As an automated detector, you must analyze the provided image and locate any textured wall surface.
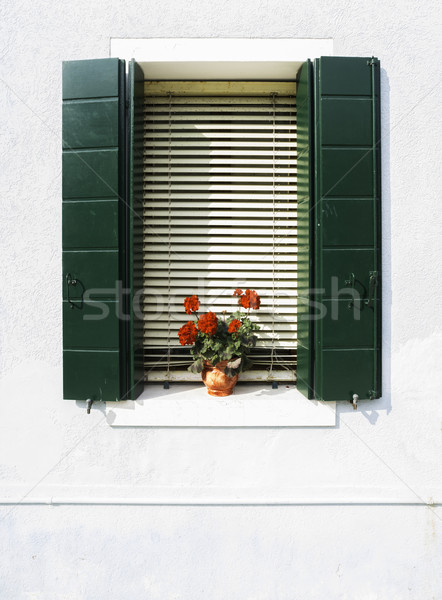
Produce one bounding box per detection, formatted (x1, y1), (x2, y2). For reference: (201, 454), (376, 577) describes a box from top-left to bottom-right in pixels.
(1, 0), (442, 598)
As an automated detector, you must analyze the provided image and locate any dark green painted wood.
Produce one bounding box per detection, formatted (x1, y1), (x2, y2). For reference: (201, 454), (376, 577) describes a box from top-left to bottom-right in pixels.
(126, 59), (145, 400)
(63, 301), (120, 349)
(63, 350), (120, 402)
(321, 99), (372, 146)
(314, 56), (381, 402)
(321, 300), (374, 348)
(62, 150), (119, 199)
(320, 349), (377, 402)
(319, 57), (372, 96)
(63, 201), (119, 249)
(63, 59), (120, 100)
(62, 251), (119, 300)
(295, 60), (314, 399)
(62, 58), (126, 403)
(322, 249), (376, 299)
(62, 100), (119, 149)
(321, 199), (374, 247)
(321, 149), (373, 197)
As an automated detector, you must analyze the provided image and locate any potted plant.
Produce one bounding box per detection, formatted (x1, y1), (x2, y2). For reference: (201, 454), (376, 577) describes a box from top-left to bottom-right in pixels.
(177, 289), (261, 396)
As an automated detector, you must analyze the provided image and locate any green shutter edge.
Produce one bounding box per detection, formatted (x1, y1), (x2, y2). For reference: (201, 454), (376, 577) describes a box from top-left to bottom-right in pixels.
(295, 60), (315, 399)
(125, 59), (145, 400)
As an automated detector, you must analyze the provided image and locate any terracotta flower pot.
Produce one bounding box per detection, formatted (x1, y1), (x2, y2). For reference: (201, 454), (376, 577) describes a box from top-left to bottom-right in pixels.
(201, 360), (239, 397)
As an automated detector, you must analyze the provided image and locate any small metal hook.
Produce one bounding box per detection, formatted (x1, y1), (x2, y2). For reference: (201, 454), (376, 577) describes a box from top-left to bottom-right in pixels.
(365, 271), (378, 308)
(66, 273), (84, 309)
(345, 273), (355, 288)
(86, 398), (93, 414)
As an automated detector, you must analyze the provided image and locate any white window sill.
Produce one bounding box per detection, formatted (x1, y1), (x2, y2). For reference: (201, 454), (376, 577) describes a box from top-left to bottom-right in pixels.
(106, 383), (336, 427)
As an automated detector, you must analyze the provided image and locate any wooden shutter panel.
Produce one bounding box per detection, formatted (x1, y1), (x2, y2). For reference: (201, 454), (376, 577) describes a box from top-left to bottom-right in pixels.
(296, 60), (315, 398)
(62, 58), (127, 402)
(314, 56), (381, 401)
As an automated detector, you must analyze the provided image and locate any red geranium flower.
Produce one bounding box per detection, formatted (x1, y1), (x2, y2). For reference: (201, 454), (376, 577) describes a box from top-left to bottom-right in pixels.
(184, 294), (200, 315)
(178, 321), (198, 346)
(233, 288), (243, 297)
(239, 289), (261, 310)
(228, 319), (241, 334)
(198, 311), (218, 336)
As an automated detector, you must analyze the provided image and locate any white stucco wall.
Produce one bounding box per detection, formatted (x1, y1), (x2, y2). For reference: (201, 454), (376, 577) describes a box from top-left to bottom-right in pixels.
(1, 0), (441, 598)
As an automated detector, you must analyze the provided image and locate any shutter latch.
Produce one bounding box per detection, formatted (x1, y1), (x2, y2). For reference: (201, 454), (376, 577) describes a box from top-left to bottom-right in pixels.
(365, 271), (379, 308)
(66, 273), (84, 309)
(345, 273), (356, 309)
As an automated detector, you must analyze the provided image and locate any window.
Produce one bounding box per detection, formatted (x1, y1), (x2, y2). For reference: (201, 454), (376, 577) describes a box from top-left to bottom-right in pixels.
(143, 81), (297, 383)
(62, 51), (381, 404)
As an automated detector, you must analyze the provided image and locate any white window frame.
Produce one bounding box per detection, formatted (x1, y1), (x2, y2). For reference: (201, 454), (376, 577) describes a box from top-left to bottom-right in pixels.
(106, 38), (336, 427)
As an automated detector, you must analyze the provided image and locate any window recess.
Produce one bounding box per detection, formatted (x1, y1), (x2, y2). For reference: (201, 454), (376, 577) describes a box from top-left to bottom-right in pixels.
(142, 81), (298, 382)
(62, 55), (381, 404)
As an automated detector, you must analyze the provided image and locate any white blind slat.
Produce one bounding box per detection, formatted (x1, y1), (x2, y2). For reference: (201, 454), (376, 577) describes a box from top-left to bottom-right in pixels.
(144, 243), (297, 251)
(144, 175), (296, 183)
(145, 123), (296, 131)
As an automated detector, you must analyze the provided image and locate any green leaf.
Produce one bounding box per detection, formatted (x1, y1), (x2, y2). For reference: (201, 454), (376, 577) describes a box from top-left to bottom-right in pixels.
(188, 358), (204, 374)
(227, 357), (242, 369)
(242, 356), (253, 371)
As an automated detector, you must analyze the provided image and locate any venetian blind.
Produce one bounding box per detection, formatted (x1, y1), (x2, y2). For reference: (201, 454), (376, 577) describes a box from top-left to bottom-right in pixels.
(142, 82), (297, 382)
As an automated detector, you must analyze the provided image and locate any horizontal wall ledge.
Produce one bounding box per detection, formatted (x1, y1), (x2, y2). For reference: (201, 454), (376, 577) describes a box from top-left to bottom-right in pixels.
(0, 498), (440, 507)
(3, 485), (440, 507)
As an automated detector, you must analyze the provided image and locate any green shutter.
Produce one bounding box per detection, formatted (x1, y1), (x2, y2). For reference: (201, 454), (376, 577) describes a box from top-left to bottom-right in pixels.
(126, 59), (145, 400)
(62, 58), (127, 402)
(314, 56), (381, 401)
(296, 60), (315, 398)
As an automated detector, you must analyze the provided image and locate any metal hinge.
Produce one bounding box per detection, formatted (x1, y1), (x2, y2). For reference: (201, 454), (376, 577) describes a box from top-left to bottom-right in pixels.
(367, 57), (378, 67)
(352, 394), (359, 410)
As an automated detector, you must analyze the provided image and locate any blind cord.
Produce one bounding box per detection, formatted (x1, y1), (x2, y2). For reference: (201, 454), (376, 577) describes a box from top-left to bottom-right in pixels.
(268, 93), (277, 380)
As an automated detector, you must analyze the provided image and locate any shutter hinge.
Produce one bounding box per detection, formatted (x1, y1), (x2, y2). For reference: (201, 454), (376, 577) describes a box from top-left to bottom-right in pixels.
(351, 391), (378, 408)
(367, 57), (378, 67)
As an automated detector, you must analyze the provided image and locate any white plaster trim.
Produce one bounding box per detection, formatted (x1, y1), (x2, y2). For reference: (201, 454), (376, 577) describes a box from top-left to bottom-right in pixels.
(0, 498), (440, 506)
(110, 37), (334, 79)
(106, 384), (336, 427)
(3, 484), (440, 505)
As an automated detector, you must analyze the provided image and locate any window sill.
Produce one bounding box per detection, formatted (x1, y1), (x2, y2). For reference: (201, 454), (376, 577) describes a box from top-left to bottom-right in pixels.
(106, 384), (336, 427)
